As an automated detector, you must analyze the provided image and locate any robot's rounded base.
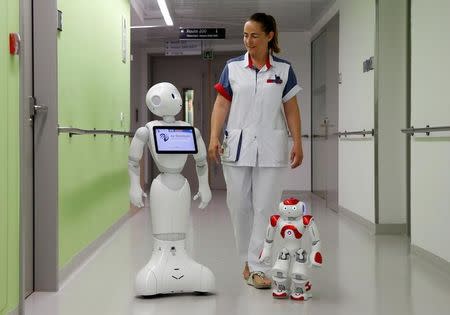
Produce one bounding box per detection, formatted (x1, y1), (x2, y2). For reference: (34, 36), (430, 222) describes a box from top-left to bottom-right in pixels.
(135, 239), (215, 296)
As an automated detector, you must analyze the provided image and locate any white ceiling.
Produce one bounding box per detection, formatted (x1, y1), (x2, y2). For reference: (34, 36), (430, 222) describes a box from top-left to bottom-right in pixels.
(131, 0), (336, 48)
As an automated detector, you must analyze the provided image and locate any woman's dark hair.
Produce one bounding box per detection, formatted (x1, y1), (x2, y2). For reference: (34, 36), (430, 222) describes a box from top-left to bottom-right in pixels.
(248, 13), (280, 54)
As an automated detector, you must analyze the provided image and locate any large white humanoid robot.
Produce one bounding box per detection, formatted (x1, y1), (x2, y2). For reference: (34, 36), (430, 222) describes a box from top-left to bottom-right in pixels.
(128, 82), (215, 296)
(259, 198), (323, 301)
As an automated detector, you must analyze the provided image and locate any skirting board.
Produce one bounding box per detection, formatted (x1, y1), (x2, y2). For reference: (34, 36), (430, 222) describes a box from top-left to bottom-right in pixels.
(375, 223), (407, 235)
(59, 207), (140, 287)
(338, 205), (376, 234)
(411, 244), (450, 275)
(338, 205), (407, 235)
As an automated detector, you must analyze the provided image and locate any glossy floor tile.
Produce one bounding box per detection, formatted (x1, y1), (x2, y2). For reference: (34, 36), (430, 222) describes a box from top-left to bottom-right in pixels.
(25, 191), (450, 315)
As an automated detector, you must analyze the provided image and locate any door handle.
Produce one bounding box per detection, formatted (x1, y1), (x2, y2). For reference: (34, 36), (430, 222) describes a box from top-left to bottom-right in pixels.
(29, 96), (47, 118)
(34, 105), (48, 112)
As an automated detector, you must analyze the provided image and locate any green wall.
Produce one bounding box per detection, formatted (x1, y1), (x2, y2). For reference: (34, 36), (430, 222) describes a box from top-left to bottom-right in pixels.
(57, 0), (130, 268)
(0, 0), (20, 314)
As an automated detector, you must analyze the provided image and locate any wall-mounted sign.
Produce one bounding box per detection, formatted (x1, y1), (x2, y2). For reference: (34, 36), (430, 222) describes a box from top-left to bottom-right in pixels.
(179, 28), (225, 40)
(202, 50), (214, 60)
(165, 41), (202, 56)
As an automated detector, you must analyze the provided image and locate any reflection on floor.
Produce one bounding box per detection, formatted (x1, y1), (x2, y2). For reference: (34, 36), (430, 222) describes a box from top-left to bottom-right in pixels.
(25, 191), (450, 315)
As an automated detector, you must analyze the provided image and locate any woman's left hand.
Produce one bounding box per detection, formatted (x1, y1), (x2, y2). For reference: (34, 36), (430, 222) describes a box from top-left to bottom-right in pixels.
(290, 141), (303, 168)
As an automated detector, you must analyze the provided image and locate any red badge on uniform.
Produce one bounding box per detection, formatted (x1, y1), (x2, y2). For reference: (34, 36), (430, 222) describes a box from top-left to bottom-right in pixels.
(267, 75), (283, 84)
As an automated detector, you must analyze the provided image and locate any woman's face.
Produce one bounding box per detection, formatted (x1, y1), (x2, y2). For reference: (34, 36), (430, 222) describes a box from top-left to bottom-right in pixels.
(243, 20), (273, 57)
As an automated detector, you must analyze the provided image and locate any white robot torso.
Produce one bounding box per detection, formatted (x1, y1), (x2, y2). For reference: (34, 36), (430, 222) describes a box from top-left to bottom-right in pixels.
(269, 215), (314, 251)
(145, 120), (192, 173)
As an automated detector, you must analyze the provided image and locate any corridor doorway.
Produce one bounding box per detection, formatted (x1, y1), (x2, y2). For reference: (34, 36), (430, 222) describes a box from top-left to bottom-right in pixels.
(311, 14), (339, 212)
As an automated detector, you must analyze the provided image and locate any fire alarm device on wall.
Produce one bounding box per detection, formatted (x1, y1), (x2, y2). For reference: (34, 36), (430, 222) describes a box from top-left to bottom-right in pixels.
(9, 33), (21, 55)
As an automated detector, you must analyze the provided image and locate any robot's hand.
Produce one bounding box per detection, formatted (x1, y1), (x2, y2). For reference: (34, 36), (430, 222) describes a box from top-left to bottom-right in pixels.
(129, 186), (147, 208)
(258, 242), (273, 265)
(193, 187), (212, 209)
(310, 251), (323, 268)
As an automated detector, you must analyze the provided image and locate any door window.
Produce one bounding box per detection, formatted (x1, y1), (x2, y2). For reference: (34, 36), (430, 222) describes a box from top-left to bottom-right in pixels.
(183, 88), (194, 126)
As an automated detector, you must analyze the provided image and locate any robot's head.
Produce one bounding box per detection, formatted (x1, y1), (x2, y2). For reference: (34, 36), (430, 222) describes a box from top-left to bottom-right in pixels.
(145, 82), (182, 117)
(279, 198), (306, 218)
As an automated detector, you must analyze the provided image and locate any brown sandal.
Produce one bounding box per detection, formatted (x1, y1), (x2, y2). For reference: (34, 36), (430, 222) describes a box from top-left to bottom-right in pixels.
(247, 271), (271, 289)
(243, 262), (250, 280)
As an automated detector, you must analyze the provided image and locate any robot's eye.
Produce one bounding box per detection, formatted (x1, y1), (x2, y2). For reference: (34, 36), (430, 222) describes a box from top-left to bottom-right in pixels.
(292, 206), (297, 211)
(284, 206), (288, 211)
(171, 93), (175, 99)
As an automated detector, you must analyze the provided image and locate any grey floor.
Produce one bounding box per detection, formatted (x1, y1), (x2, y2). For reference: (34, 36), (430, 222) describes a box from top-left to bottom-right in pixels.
(25, 191), (450, 315)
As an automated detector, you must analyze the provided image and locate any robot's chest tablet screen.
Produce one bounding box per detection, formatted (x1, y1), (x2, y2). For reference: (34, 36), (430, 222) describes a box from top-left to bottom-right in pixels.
(153, 126), (198, 154)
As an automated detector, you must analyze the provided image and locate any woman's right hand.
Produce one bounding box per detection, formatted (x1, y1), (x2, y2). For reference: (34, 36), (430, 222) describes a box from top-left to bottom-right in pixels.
(208, 137), (222, 164)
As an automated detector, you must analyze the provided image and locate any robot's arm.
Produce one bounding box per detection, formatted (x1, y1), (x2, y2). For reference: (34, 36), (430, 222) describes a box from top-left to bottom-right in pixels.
(303, 215), (323, 267)
(192, 128), (212, 209)
(259, 215), (280, 264)
(128, 127), (149, 208)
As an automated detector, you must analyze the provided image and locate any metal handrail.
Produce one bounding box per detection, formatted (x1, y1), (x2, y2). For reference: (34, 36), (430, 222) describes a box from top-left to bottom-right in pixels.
(336, 129), (375, 137)
(288, 134), (310, 139)
(58, 126), (134, 137)
(401, 125), (450, 136)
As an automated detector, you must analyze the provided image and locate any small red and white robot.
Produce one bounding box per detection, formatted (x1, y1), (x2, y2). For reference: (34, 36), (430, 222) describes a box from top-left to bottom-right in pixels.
(259, 198), (323, 301)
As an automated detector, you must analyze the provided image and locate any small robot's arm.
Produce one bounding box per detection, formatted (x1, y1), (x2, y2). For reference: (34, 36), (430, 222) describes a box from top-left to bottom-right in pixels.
(192, 128), (212, 209)
(303, 215), (323, 267)
(259, 215), (280, 264)
(128, 126), (149, 208)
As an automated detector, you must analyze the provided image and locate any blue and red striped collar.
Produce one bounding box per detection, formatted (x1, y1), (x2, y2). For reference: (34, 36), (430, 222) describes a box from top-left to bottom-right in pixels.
(245, 52), (272, 70)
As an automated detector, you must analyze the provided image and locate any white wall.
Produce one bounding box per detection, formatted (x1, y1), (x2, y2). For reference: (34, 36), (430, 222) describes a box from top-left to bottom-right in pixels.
(310, 0), (377, 222)
(411, 0), (450, 262)
(377, 0), (407, 224)
(310, 0), (411, 227)
(278, 32), (311, 191)
(338, 0), (376, 222)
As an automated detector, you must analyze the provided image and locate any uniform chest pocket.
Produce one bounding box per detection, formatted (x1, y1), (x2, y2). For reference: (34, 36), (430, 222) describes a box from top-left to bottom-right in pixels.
(263, 75), (284, 98)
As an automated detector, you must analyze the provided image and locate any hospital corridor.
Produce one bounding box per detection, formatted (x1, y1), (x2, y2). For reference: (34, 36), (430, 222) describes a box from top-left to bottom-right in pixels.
(23, 192), (450, 315)
(1, 1), (450, 315)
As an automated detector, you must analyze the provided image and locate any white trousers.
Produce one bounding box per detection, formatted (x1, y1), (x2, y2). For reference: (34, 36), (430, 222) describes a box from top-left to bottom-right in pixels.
(223, 165), (283, 273)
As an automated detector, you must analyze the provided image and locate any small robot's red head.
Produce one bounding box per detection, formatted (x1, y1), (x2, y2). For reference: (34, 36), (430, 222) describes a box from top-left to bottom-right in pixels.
(279, 198), (306, 218)
(283, 197), (299, 205)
